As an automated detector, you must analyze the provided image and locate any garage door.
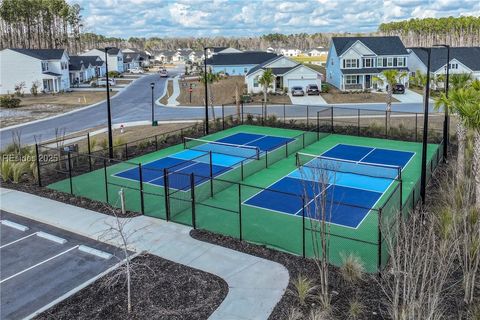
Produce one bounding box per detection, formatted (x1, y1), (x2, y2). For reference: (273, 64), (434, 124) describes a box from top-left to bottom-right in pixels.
(287, 79), (317, 90)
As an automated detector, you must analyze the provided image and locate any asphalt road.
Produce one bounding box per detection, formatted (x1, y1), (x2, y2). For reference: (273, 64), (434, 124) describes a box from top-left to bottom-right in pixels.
(0, 67), (438, 148)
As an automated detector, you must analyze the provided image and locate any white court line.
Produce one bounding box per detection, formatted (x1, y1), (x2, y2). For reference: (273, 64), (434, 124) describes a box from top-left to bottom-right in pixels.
(0, 232), (37, 249)
(0, 245), (79, 284)
(357, 147), (376, 163)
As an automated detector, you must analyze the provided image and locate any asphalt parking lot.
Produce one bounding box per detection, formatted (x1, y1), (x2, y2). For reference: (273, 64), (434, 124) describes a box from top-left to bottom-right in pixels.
(0, 211), (124, 320)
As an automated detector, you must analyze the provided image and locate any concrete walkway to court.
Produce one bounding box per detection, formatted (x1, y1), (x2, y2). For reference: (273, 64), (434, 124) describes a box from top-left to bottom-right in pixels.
(167, 75), (181, 106)
(0, 188), (289, 320)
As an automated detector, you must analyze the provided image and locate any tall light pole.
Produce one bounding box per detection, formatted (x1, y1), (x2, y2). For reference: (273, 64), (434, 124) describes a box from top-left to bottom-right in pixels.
(150, 82), (155, 126)
(203, 47), (212, 135)
(419, 47), (432, 205)
(104, 47), (114, 159)
(433, 44), (451, 161)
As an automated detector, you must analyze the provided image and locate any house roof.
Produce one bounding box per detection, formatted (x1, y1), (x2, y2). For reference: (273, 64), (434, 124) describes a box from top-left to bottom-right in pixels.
(245, 55), (283, 75)
(97, 47), (120, 55)
(212, 47), (228, 53)
(69, 55), (103, 71)
(332, 36), (408, 56)
(206, 51), (278, 66)
(123, 53), (140, 63)
(341, 67), (409, 75)
(409, 47), (480, 72)
(9, 48), (66, 60)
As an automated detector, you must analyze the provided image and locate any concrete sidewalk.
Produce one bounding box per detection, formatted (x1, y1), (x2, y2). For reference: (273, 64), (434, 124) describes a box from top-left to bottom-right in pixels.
(0, 188), (289, 320)
(167, 76), (180, 106)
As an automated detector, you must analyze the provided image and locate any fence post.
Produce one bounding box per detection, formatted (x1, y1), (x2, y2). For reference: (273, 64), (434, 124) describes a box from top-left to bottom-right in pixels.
(138, 163), (145, 215)
(238, 184), (243, 241)
(385, 110), (388, 138)
(306, 106), (309, 129)
(330, 107), (334, 133)
(283, 103), (286, 125)
(155, 134), (158, 150)
(103, 159), (109, 203)
(302, 196), (306, 258)
(222, 104), (225, 130)
(378, 208), (382, 273)
(191, 173), (196, 229)
(302, 133), (305, 148)
(87, 133), (92, 171)
(67, 152), (73, 195)
(285, 141), (288, 157)
(164, 168), (170, 221)
(415, 113), (418, 142)
(399, 179), (403, 217)
(35, 144), (42, 187)
(357, 109), (361, 136)
(241, 101), (244, 124)
(265, 150), (268, 168)
(316, 111), (320, 140)
(209, 151), (213, 197)
(241, 161), (244, 180)
(125, 143), (128, 160)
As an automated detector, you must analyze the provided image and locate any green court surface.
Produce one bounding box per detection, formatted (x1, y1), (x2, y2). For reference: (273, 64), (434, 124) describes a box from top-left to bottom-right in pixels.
(48, 125), (441, 272)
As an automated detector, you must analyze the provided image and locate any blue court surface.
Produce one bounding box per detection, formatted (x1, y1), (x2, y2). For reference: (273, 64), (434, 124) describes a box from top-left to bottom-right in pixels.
(244, 144), (415, 229)
(113, 132), (294, 191)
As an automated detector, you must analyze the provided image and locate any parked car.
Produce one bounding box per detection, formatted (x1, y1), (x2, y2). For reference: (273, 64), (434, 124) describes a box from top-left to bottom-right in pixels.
(91, 78), (115, 87)
(392, 83), (405, 94)
(291, 86), (305, 96)
(306, 84), (320, 95)
(159, 69), (168, 78)
(128, 67), (144, 74)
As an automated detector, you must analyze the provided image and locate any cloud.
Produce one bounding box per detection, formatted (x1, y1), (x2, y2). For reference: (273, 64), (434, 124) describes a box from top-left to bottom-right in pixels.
(70, 0), (479, 38)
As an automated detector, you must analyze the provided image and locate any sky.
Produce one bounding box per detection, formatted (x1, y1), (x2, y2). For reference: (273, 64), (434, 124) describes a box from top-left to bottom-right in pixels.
(73, 0), (480, 38)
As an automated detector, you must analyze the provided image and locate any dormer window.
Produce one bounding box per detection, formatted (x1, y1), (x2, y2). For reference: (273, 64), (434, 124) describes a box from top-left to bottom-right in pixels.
(42, 61), (49, 72)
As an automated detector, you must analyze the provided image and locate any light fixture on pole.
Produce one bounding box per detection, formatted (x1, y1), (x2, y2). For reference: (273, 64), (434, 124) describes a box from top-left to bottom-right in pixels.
(104, 47), (115, 159)
(150, 82), (155, 126)
(418, 47), (432, 205)
(433, 44), (451, 161)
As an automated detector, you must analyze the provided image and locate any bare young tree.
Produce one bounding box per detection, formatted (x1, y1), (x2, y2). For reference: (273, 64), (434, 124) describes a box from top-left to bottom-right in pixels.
(378, 210), (456, 320)
(298, 155), (338, 310)
(98, 193), (151, 314)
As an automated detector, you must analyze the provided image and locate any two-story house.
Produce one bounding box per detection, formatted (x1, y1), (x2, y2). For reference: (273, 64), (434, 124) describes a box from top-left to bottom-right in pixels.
(81, 48), (124, 73)
(408, 47), (480, 84)
(69, 55), (105, 85)
(0, 48), (70, 94)
(326, 36), (409, 91)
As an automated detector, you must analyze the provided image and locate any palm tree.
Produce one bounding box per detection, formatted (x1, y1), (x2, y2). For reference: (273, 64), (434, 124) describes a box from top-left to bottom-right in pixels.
(258, 69), (275, 117)
(435, 73), (475, 182)
(199, 70), (220, 122)
(373, 69), (408, 131)
(453, 87), (480, 208)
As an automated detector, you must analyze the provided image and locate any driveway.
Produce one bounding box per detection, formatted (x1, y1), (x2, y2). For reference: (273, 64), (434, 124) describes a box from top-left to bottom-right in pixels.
(289, 93), (327, 105)
(0, 211), (123, 320)
(393, 89), (427, 103)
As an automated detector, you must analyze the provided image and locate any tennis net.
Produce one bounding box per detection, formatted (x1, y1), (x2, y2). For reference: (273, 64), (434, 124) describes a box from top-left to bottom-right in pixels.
(184, 137), (260, 160)
(296, 152), (401, 180)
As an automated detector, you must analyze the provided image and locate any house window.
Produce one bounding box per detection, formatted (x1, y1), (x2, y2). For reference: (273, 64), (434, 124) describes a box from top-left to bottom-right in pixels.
(244, 67), (248, 73)
(253, 76), (259, 87)
(331, 59), (334, 66)
(397, 57), (405, 67)
(42, 61), (48, 72)
(387, 57), (393, 67)
(343, 59), (358, 68)
(345, 75), (358, 84)
(363, 58), (373, 68)
(449, 63), (458, 69)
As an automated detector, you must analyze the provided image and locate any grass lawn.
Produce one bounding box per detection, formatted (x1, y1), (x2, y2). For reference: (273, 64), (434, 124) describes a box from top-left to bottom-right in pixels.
(177, 76), (245, 106)
(15, 91), (115, 106)
(321, 85), (399, 104)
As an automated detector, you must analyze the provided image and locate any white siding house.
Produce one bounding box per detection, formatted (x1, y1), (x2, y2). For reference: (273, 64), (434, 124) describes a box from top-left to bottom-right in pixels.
(81, 48), (124, 73)
(69, 55), (105, 86)
(245, 56), (322, 93)
(0, 48), (70, 94)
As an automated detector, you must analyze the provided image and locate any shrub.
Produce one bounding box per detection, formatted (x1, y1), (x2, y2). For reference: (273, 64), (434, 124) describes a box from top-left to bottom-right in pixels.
(108, 71), (120, 78)
(14, 82), (26, 97)
(99, 138), (108, 150)
(347, 299), (364, 319)
(290, 274), (317, 306)
(321, 84), (330, 93)
(12, 162), (27, 183)
(0, 95), (21, 108)
(0, 160), (14, 182)
(114, 136), (126, 147)
(30, 81), (40, 96)
(340, 253), (365, 283)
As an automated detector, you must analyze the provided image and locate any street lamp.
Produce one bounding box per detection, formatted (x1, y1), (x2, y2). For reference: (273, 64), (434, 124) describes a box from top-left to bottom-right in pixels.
(418, 47), (432, 205)
(203, 47), (213, 135)
(433, 44), (451, 161)
(150, 82), (155, 126)
(104, 47), (115, 159)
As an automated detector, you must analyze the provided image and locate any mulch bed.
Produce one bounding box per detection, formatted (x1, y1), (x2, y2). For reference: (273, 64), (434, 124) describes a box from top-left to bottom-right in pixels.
(35, 254), (228, 320)
(1, 180), (139, 218)
(190, 229), (385, 320)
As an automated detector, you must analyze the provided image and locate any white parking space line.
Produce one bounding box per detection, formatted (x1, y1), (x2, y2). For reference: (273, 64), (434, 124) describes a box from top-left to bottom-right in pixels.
(0, 232), (37, 249)
(36, 232), (67, 244)
(78, 245), (113, 260)
(1, 220), (29, 231)
(0, 245), (79, 284)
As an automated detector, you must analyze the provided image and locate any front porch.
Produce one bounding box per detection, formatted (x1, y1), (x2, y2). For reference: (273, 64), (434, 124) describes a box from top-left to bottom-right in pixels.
(42, 73), (62, 93)
(341, 74), (375, 91)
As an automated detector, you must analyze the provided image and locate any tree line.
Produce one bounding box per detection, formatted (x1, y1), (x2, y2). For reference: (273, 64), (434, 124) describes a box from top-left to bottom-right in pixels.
(0, 0), (82, 52)
(378, 16), (480, 47)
